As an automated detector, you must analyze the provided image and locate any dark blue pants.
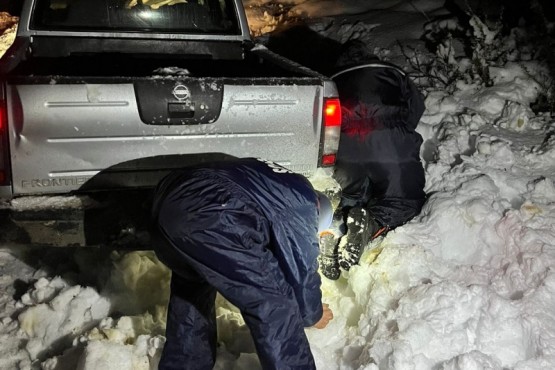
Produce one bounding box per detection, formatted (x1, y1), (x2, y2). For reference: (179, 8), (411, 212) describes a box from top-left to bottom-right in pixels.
(155, 189), (316, 370)
(159, 267), (218, 369)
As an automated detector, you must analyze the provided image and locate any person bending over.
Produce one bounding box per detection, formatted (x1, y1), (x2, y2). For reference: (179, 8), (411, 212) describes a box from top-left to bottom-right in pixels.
(151, 157), (334, 369)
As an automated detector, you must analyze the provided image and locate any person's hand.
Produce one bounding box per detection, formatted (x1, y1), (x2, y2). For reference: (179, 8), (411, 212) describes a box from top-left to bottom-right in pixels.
(313, 303), (333, 329)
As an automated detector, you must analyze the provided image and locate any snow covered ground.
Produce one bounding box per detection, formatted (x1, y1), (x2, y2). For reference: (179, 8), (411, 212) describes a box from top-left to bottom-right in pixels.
(1, 0), (555, 369)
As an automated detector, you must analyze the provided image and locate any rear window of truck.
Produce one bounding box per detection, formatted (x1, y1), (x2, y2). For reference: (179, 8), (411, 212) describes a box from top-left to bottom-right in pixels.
(31, 0), (240, 34)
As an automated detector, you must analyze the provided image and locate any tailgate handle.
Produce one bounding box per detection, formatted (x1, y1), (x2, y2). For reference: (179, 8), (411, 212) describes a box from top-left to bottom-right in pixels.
(168, 102), (195, 118)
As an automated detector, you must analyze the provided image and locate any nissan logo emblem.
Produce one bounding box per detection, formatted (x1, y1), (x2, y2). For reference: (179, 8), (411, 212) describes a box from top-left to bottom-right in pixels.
(172, 85), (191, 101)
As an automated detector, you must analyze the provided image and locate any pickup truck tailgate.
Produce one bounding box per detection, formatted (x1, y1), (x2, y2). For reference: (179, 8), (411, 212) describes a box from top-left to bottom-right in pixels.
(7, 77), (326, 195)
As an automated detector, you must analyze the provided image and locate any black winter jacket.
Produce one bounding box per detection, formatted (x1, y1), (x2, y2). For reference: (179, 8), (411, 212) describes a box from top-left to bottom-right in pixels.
(332, 63), (427, 228)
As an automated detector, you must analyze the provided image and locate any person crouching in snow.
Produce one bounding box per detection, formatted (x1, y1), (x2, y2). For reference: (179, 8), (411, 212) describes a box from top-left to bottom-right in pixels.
(319, 40), (427, 280)
(150, 157), (334, 370)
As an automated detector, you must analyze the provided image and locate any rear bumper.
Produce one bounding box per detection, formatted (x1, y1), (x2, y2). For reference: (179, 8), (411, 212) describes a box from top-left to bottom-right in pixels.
(0, 190), (154, 248)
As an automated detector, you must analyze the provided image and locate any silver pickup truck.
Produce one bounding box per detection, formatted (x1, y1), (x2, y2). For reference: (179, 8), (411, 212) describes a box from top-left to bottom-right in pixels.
(0, 0), (341, 247)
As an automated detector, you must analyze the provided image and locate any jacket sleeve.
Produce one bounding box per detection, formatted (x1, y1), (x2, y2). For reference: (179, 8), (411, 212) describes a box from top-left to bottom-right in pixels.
(270, 204), (323, 327)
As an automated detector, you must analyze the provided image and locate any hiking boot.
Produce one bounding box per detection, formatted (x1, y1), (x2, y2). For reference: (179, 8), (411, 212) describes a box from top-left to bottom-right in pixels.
(338, 207), (375, 271)
(318, 231), (340, 280)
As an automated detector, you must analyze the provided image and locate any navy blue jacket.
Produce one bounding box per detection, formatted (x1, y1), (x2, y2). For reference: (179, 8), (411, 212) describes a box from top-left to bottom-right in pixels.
(152, 158), (323, 326)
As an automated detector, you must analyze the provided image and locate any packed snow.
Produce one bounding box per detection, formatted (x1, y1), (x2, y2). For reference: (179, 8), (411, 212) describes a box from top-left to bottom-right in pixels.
(1, 0), (555, 369)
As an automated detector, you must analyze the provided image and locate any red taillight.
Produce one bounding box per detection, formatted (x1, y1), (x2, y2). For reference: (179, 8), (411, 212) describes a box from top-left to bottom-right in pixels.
(0, 100), (10, 186)
(0, 105), (4, 132)
(321, 154), (336, 166)
(324, 98), (341, 127)
(320, 98), (342, 167)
